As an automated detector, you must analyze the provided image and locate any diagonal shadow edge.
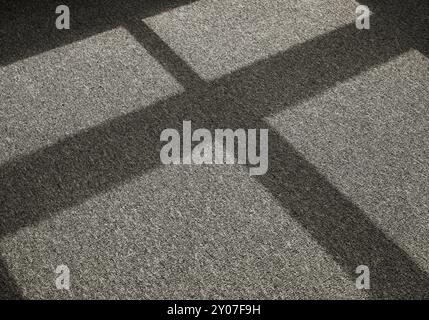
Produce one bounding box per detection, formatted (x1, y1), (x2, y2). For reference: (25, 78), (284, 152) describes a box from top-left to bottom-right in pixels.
(0, 0), (201, 66)
(359, 0), (429, 57)
(123, 19), (208, 91)
(0, 22), (407, 237)
(1, 0), (426, 67)
(255, 120), (429, 299)
(0, 257), (23, 299)
(1, 21), (427, 298)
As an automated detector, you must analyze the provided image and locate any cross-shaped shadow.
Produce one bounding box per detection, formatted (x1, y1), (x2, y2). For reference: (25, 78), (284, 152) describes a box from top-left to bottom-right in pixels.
(0, 0), (428, 299)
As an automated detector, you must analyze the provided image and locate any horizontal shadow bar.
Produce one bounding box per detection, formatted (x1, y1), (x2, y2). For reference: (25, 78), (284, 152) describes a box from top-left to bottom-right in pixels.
(0, 22), (406, 238)
(0, 19), (426, 298)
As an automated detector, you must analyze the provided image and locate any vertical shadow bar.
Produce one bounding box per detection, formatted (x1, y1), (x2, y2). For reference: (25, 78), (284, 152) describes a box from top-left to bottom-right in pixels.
(123, 20), (208, 91)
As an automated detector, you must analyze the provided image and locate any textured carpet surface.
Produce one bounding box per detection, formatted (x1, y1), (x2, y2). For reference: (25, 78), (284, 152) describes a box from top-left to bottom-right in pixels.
(0, 0), (428, 299)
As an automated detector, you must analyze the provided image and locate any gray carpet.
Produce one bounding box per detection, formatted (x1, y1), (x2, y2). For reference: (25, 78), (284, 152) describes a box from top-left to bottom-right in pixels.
(0, 0), (428, 299)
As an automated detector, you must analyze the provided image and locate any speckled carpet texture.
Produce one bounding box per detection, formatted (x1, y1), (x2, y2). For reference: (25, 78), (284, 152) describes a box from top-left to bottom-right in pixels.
(0, 0), (428, 299)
